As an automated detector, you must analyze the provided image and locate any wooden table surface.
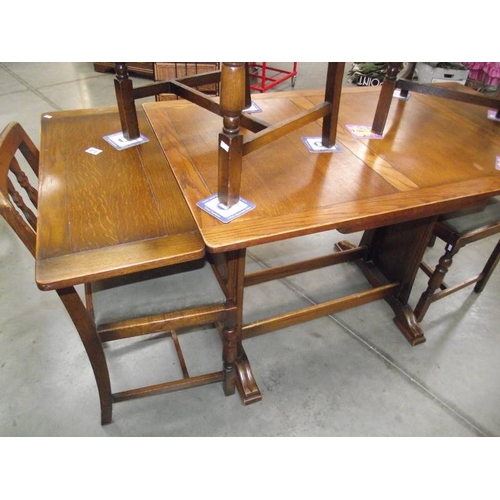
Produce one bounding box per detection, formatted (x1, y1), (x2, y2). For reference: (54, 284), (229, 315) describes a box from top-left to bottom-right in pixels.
(33, 85), (500, 407)
(36, 107), (204, 290)
(144, 86), (500, 252)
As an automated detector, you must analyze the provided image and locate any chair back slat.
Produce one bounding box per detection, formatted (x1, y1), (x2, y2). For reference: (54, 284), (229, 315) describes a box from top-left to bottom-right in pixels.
(10, 155), (38, 207)
(0, 122), (39, 257)
(7, 175), (37, 230)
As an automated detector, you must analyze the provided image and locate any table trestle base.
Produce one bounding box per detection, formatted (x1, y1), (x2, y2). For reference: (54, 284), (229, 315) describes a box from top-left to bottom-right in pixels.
(212, 244), (404, 403)
(242, 244), (397, 339)
(336, 240), (426, 346)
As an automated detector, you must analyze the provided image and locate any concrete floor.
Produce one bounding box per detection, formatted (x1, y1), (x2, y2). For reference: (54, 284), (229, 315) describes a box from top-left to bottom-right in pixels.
(1, 62), (499, 437)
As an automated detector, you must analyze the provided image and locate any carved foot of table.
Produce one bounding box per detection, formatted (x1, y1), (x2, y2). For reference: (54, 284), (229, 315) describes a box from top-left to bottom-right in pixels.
(389, 299), (426, 346)
(235, 348), (262, 405)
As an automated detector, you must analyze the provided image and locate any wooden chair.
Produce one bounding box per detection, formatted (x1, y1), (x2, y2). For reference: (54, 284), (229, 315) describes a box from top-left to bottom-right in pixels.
(414, 197), (500, 322)
(372, 62), (500, 136)
(114, 61), (345, 207)
(0, 121), (238, 425)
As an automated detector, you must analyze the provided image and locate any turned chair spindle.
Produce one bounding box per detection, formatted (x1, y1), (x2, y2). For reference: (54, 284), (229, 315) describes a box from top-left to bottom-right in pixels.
(415, 198), (500, 322)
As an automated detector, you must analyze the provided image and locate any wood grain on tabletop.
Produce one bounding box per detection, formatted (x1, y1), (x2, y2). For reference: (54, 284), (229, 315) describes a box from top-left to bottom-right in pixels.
(143, 87), (500, 252)
(36, 107), (204, 289)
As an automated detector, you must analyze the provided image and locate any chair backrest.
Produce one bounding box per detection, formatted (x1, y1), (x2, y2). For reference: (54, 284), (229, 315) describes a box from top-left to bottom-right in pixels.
(0, 122), (39, 257)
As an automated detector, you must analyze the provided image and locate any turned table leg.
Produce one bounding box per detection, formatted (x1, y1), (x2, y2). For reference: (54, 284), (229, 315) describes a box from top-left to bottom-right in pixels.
(210, 249), (262, 404)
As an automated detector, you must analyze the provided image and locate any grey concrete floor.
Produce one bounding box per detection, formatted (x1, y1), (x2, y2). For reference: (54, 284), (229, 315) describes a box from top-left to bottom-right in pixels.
(1, 62), (499, 437)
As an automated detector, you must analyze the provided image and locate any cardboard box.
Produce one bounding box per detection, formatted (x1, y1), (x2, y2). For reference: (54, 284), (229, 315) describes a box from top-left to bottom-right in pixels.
(415, 63), (469, 85)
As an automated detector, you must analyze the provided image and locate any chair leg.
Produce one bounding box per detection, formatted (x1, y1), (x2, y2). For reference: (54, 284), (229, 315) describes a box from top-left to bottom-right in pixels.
(218, 63), (245, 208)
(114, 63), (140, 140)
(371, 62), (401, 136)
(321, 62), (344, 148)
(414, 246), (456, 322)
(474, 238), (500, 293)
(398, 62), (417, 99)
(57, 287), (113, 425)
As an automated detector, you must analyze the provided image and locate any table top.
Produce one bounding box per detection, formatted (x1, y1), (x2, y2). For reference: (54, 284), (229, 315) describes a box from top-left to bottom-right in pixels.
(144, 86), (500, 253)
(36, 106), (204, 290)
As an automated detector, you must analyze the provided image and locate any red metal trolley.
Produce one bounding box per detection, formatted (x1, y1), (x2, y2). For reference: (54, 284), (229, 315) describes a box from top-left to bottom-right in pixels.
(248, 62), (298, 92)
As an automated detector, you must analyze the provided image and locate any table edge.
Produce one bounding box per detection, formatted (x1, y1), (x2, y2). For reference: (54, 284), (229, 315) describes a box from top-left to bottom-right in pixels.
(35, 231), (205, 290)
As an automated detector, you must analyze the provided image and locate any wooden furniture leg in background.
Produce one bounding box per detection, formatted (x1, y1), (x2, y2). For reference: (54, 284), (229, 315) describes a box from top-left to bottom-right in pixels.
(322, 62), (345, 148)
(474, 239), (500, 292)
(371, 62), (401, 136)
(244, 63), (252, 109)
(397, 62), (417, 100)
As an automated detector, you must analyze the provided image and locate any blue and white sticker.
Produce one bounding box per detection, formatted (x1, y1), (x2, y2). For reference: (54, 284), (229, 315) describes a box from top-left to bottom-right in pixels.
(103, 132), (149, 150)
(302, 136), (341, 153)
(393, 88), (410, 101)
(197, 194), (256, 223)
(243, 101), (263, 114)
